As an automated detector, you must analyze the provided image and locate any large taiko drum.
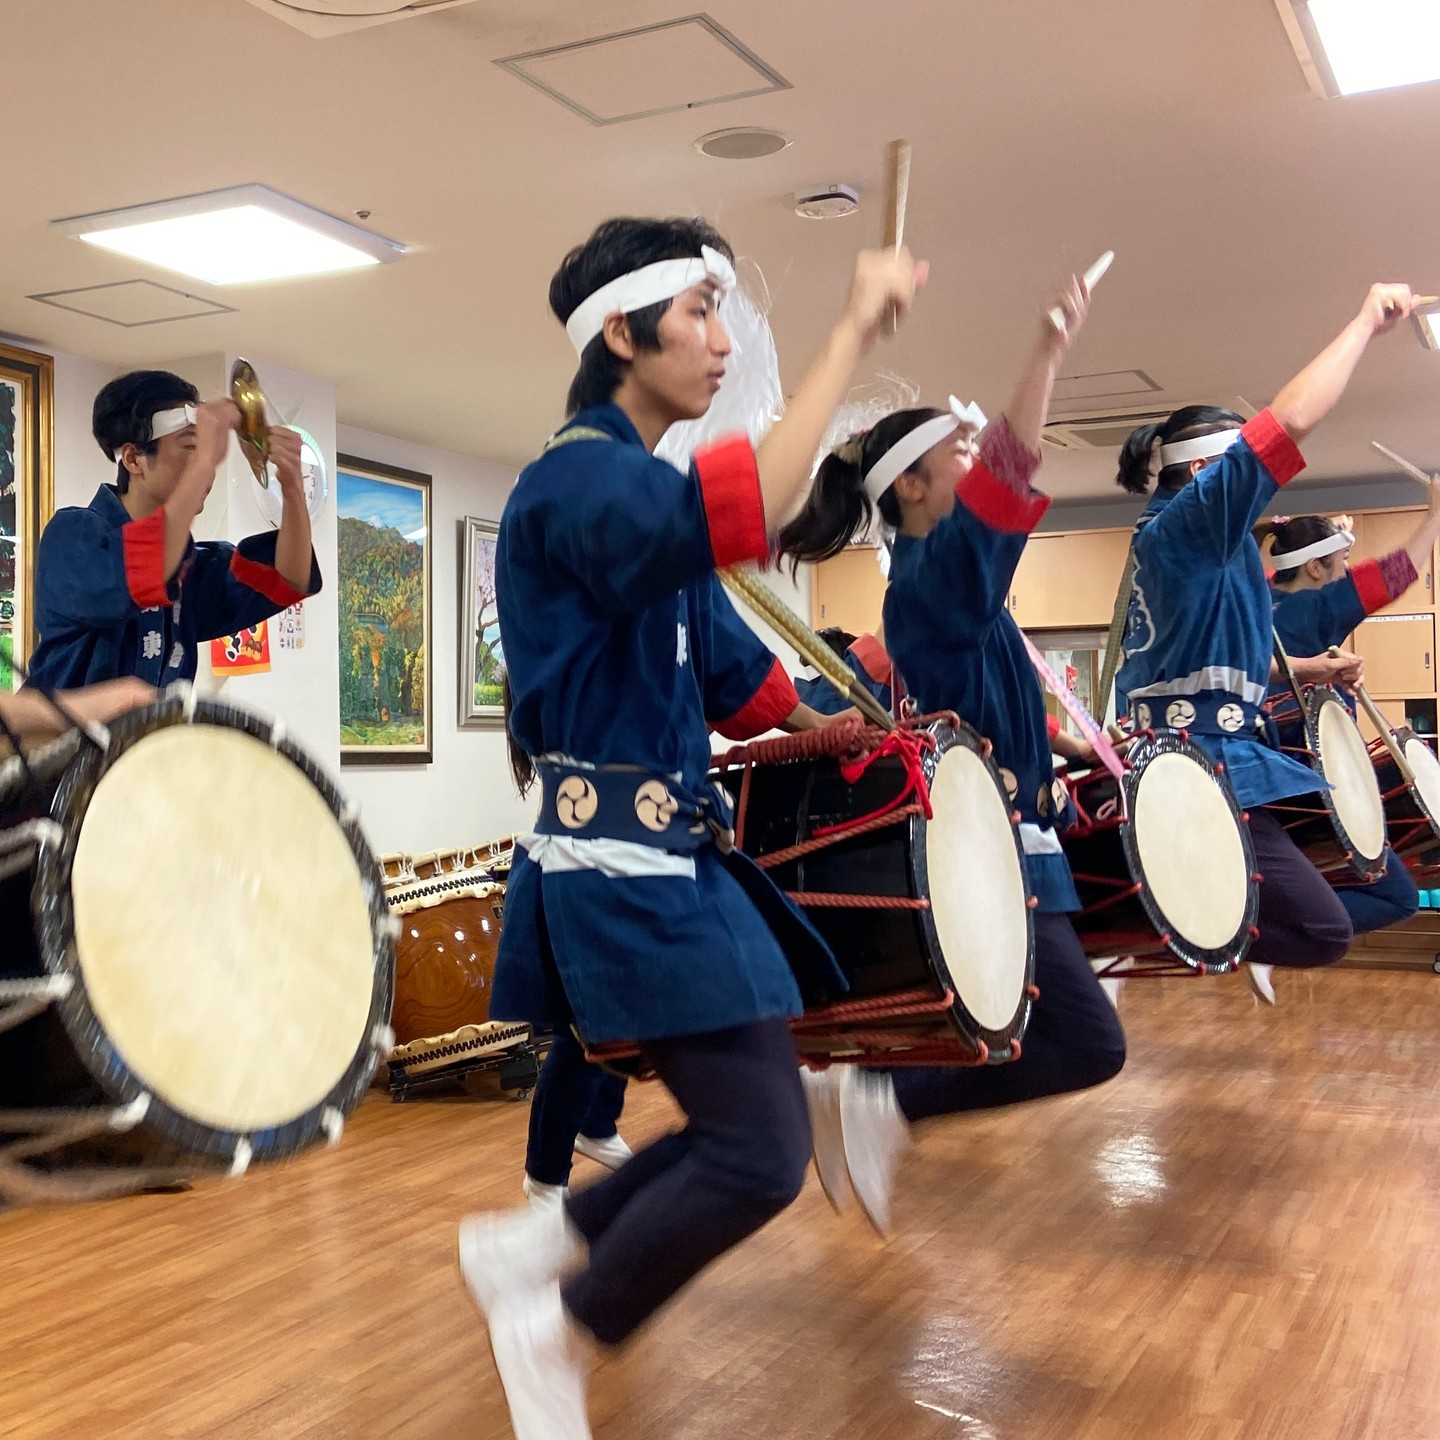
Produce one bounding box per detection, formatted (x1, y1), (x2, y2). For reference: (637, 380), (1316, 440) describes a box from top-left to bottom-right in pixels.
(1267, 686), (1387, 880)
(0, 693), (394, 1204)
(710, 717), (1035, 1066)
(385, 848), (506, 1045)
(1060, 731), (1259, 972)
(1367, 727), (1440, 874)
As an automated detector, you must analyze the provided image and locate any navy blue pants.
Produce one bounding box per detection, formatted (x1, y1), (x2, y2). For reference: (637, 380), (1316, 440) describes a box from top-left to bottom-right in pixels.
(1246, 808), (1354, 967)
(889, 912), (1127, 1122)
(1335, 846), (1419, 936)
(561, 1018), (809, 1346)
(525, 1028), (628, 1186)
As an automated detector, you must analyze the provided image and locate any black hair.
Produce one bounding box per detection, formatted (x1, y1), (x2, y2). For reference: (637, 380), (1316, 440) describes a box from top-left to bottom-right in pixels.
(817, 627), (857, 659)
(501, 671), (535, 797)
(548, 216), (734, 418)
(1115, 405), (1246, 496)
(92, 370), (199, 493)
(776, 407), (946, 576)
(1254, 514), (1341, 586)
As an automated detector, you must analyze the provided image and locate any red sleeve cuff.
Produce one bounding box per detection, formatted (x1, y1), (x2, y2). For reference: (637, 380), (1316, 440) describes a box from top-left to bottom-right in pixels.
(1242, 410), (1305, 487)
(1351, 557), (1391, 615)
(956, 460), (1051, 534)
(695, 436), (768, 568)
(122, 510), (170, 608)
(230, 551), (310, 609)
(714, 658), (799, 741)
(1046, 713), (1061, 740)
(848, 634), (892, 687)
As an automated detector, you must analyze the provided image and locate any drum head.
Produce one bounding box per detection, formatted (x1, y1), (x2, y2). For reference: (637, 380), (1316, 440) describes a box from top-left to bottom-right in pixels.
(1130, 749), (1250, 955)
(1404, 734), (1440, 831)
(36, 699), (392, 1159)
(1317, 699), (1386, 863)
(923, 740), (1031, 1036)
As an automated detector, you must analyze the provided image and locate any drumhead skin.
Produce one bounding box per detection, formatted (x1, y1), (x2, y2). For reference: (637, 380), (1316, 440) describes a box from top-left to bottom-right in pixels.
(1404, 735), (1440, 835)
(924, 740), (1032, 1035)
(1131, 750), (1250, 953)
(1317, 698), (1387, 864)
(34, 696), (394, 1163)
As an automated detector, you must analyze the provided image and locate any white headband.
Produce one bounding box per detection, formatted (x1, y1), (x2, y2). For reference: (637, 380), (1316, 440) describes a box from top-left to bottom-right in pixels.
(564, 245), (736, 357)
(1269, 529), (1354, 570)
(862, 394), (988, 503)
(148, 404), (196, 441)
(1158, 428), (1242, 468)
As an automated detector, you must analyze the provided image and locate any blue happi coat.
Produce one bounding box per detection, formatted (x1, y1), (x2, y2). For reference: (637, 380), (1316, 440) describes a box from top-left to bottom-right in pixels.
(882, 421), (1079, 913)
(1116, 410), (1318, 808)
(794, 633), (893, 716)
(490, 402), (842, 1044)
(27, 484), (320, 690)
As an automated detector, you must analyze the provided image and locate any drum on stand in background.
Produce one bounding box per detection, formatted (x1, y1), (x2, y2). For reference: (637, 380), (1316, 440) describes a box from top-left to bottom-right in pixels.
(0, 692), (395, 1205)
(1060, 730), (1259, 975)
(1367, 728), (1440, 878)
(720, 715), (1034, 1066)
(1266, 686), (1387, 881)
(381, 837), (540, 1101)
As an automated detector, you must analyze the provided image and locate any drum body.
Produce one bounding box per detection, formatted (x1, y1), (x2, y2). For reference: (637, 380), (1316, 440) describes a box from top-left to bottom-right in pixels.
(1368, 729), (1440, 873)
(386, 860), (505, 1045)
(1268, 687), (1387, 880)
(716, 719), (1035, 1064)
(1061, 731), (1258, 972)
(0, 694), (394, 1198)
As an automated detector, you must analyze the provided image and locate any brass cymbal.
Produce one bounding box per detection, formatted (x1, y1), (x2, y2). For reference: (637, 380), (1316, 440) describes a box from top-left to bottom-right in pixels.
(230, 357), (271, 488)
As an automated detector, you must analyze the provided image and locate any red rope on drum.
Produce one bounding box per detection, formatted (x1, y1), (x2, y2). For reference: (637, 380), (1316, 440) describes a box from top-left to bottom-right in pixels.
(814, 724), (936, 834)
(755, 804), (925, 870)
(786, 891), (931, 910)
(790, 986), (956, 1027)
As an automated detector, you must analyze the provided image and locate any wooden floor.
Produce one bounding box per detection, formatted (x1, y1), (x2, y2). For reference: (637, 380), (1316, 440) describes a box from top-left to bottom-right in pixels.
(4, 967), (1440, 1440)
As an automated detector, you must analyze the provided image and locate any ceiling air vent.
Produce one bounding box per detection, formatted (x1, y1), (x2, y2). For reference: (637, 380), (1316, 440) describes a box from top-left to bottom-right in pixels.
(243, 0), (478, 39)
(1041, 407), (1175, 452)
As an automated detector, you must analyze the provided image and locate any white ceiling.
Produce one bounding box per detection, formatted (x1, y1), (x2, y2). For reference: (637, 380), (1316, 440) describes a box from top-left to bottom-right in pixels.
(3, 0), (1440, 499)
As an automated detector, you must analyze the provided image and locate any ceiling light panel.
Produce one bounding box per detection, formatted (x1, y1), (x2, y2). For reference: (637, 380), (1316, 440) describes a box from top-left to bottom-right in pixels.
(1275, 0), (1440, 97)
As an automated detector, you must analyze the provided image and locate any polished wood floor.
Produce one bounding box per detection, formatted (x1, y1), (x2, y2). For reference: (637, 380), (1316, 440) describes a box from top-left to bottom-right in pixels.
(4, 967), (1439, 1440)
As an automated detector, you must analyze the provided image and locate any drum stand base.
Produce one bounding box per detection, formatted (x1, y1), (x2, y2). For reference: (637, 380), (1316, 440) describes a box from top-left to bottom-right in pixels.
(386, 1036), (548, 1103)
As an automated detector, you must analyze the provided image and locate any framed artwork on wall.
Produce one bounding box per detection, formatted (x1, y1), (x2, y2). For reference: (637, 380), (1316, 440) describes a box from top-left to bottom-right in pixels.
(459, 516), (504, 727)
(0, 342), (54, 690)
(336, 454), (432, 765)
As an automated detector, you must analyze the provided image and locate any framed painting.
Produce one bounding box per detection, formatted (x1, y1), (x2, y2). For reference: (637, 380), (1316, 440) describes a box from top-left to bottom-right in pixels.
(459, 516), (505, 727)
(336, 455), (432, 765)
(0, 342), (55, 690)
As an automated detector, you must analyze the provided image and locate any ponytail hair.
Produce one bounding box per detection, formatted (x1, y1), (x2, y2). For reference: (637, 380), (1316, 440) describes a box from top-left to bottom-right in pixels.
(776, 407), (944, 577)
(501, 672), (536, 797)
(1253, 514), (1339, 586)
(1115, 404), (1246, 496)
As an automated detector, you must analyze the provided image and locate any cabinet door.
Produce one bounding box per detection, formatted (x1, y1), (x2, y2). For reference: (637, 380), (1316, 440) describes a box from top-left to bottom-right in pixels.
(812, 545), (888, 637)
(1354, 509), (1432, 613)
(1355, 697), (1411, 744)
(1352, 614), (1435, 694)
(1010, 529), (1131, 629)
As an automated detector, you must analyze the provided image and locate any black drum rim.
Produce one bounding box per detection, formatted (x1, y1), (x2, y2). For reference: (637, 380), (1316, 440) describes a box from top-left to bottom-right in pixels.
(1117, 730), (1260, 972)
(1302, 686), (1388, 882)
(908, 718), (1036, 1056)
(31, 693), (395, 1164)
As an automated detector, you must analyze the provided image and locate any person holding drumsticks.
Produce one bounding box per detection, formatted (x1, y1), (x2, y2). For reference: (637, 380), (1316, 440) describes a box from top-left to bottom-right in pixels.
(459, 214), (924, 1440)
(1256, 498), (1440, 947)
(25, 370), (320, 692)
(1113, 284), (1431, 997)
(775, 270), (1127, 1232)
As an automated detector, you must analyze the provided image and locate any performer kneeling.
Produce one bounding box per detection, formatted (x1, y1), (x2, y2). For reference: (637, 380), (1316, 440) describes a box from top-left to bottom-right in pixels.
(776, 273), (1126, 1232)
(458, 215), (923, 1439)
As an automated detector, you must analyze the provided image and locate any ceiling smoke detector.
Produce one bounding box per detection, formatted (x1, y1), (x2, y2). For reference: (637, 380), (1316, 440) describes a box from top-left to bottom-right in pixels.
(793, 185), (860, 220)
(695, 126), (790, 160)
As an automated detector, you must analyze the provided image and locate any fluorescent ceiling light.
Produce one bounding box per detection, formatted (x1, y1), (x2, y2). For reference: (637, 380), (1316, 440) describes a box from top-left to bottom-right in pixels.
(1414, 310), (1440, 351)
(1275, 0), (1440, 97)
(52, 185), (405, 285)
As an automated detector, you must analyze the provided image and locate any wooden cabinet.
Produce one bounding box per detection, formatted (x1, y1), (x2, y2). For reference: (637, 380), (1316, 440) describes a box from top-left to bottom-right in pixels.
(1353, 509), (1432, 613)
(1352, 614), (1434, 695)
(811, 545), (887, 638)
(1355, 696), (1412, 744)
(1009, 529), (1130, 628)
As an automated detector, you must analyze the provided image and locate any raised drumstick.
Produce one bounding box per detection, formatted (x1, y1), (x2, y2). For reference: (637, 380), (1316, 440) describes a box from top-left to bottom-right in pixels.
(880, 139), (911, 339)
(1049, 250), (1113, 333)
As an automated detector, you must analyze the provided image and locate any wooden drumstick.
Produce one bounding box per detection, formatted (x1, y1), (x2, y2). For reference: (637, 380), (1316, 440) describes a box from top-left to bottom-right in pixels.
(1328, 645), (1414, 784)
(1049, 250), (1113, 333)
(880, 139), (912, 339)
(1370, 441), (1434, 487)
